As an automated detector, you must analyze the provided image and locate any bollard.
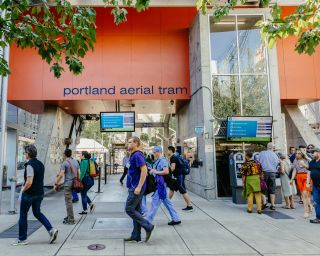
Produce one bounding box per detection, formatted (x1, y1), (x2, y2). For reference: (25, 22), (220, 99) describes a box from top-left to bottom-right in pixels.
(96, 167), (102, 193)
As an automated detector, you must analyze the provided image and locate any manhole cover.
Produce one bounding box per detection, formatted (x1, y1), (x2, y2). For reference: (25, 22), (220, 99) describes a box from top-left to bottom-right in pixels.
(88, 244), (106, 251)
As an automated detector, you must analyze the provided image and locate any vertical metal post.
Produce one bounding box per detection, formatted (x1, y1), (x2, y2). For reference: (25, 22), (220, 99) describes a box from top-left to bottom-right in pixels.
(104, 152), (107, 184)
(96, 166), (102, 193)
(0, 43), (10, 213)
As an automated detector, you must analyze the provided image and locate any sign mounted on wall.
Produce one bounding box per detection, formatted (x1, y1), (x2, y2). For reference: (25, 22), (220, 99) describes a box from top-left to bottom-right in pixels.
(194, 126), (204, 135)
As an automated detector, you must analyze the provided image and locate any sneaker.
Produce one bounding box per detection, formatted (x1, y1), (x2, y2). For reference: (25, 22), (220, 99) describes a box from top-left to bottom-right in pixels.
(72, 198), (79, 203)
(168, 220), (181, 226)
(90, 203), (96, 213)
(124, 237), (142, 243)
(141, 212), (147, 217)
(63, 219), (75, 225)
(182, 206), (194, 212)
(145, 225), (155, 243)
(262, 204), (268, 210)
(49, 228), (58, 244)
(12, 240), (28, 246)
(270, 205), (276, 211)
(257, 210), (262, 214)
(79, 211), (87, 215)
(310, 218), (320, 224)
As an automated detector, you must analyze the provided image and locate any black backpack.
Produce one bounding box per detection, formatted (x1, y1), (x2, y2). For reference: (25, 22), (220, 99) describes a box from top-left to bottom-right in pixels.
(176, 155), (191, 175)
(144, 171), (157, 195)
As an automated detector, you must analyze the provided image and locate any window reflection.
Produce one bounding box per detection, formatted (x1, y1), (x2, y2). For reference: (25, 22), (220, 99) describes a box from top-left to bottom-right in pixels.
(210, 17), (238, 74)
(212, 76), (241, 117)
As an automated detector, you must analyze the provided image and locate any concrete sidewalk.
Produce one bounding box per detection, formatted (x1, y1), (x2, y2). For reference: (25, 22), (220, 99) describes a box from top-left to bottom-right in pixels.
(0, 174), (320, 256)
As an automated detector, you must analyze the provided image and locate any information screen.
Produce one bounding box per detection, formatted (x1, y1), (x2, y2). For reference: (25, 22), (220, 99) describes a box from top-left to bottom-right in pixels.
(226, 116), (272, 142)
(100, 112), (135, 132)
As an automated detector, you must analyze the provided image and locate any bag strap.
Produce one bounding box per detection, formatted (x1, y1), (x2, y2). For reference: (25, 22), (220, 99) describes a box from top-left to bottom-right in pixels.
(67, 159), (78, 178)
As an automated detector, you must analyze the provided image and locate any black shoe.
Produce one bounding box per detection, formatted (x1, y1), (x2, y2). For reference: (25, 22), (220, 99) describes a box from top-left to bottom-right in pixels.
(270, 205), (276, 210)
(72, 199), (79, 203)
(79, 211), (87, 215)
(168, 221), (181, 226)
(145, 226), (155, 243)
(63, 219), (75, 225)
(120, 181), (123, 185)
(182, 206), (194, 212)
(124, 237), (142, 243)
(310, 218), (320, 224)
(247, 209), (252, 214)
(257, 210), (262, 214)
(262, 204), (268, 210)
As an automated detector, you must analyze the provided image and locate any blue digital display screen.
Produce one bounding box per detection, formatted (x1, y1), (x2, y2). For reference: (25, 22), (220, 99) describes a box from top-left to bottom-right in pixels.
(100, 112), (135, 132)
(226, 116), (272, 142)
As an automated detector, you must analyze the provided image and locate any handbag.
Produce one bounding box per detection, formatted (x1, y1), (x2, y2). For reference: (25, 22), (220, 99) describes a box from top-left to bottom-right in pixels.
(255, 160), (268, 192)
(67, 160), (83, 193)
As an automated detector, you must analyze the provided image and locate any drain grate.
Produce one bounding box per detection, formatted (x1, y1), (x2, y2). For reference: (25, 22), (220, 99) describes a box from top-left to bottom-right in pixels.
(263, 210), (294, 219)
(88, 244), (106, 251)
(0, 220), (42, 238)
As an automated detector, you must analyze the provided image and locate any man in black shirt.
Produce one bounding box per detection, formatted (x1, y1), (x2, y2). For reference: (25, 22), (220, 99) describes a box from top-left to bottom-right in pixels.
(308, 147), (320, 224)
(167, 146), (193, 212)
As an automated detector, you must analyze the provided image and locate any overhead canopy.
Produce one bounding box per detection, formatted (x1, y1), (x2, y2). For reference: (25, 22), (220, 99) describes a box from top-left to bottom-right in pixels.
(76, 138), (108, 153)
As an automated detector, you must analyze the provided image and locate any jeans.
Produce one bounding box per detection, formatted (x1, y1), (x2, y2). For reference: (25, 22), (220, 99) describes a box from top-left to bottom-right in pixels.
(19, 193), (53, 241)
(81, 176), (94, 211)
(125, 189), (153, 240)
(313, 186), (320, 219)
(120, 167), (128, 183)
(147, 190), (181, 224)
(64, 185), (74, 222)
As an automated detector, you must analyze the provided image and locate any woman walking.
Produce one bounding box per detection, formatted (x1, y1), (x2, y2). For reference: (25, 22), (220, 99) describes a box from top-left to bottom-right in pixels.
(241, 151), (263, 214)
(79, 151), (95, 215)
(279, 153), (295, 209)
(290, 150), (313, 218)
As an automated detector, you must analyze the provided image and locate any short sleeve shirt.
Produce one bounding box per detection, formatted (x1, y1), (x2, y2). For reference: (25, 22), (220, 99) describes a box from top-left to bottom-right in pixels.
(153, 157), (169, 172)
(127, 151), (147, 191)
(26, 165), (34, 177)
(240, 160), (262, 176)
(60, 158), (79, 187)
(293, 159), (309, 174)
(170, 155), (180, 177)
(309, 159), (320, 187)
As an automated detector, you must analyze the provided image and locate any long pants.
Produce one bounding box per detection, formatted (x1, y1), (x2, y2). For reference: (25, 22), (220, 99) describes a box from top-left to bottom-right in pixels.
(313, 186), (320, 219)
(81, 176), (94, 211)
(19, 193), (53, 241)
(247, 192), (262, 211)
(125, 189), (153, 240)
(64, 185), (74, 222)
(147, 190), (181, 224)
(120, 167), (128, 183)
(141, 195), (148, 214)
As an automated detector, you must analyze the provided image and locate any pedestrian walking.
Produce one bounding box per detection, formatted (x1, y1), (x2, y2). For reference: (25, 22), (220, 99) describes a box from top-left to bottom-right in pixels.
(290, 149), (313, 218)
(54, 149), (79, 224)
(308, 147), (320, 224)
(279, 153), (295, 209)
(12, 145), (58, 246)
(146, 146), (181, 226)
(167, 146), (193, 212)
(258, 142), (280, 210)
(241, 151), (263, 214)
(79, 151), (95, 215)
(120, 152), (130, 185)
(124, 137), (154, 243)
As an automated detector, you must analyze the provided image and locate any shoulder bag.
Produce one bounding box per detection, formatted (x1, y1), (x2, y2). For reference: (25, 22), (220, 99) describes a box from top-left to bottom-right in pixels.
(67, 160), (83, 193)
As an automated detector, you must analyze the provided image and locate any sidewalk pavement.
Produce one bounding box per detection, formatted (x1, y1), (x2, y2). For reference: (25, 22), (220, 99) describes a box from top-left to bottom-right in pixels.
(0, 174), (320, 256)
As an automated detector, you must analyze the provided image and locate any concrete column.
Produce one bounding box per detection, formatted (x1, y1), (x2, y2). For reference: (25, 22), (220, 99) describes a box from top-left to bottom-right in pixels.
(6, 128), (17, 213)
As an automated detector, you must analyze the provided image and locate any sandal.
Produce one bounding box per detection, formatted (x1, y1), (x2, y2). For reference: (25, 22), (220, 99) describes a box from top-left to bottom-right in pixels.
(282, 206), (290, 209)
(299, 200), (304, 204)
(270, 206), (276, 210)
(247, 209), (252, 213)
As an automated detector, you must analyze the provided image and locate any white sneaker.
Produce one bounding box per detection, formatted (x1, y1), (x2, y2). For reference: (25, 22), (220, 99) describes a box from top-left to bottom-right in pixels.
(12, 240), (28, 246)
(49, 228), (58, 244)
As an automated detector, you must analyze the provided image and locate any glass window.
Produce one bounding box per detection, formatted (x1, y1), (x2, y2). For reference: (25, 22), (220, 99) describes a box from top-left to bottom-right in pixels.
(237, 15), (266, 74)
(210, 16), (238, 74)
(212, 76), (241, 117)
(241, 75), (270, 116)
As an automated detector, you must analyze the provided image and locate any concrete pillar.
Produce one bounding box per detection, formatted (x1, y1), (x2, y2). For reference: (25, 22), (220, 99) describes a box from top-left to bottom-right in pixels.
(6, 128), (17, 213)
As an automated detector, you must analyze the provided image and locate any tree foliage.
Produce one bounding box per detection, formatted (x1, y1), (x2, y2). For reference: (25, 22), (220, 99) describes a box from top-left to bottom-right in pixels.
(81, 120), (110, 148)
(197, 0), (320, 56)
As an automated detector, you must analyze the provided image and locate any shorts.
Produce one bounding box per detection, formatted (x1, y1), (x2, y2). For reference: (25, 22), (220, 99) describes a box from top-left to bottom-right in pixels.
(296, 173), (312, 192)
(168, 174), (187, 194)
(263, 172), (276, 195)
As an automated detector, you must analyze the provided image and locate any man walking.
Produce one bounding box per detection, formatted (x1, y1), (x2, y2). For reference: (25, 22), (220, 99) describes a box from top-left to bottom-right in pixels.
(125, 137), (154, 243)
(258, 142), (280, 210)
(167, 146), (193, 211)
(54, 149), (79, 224)
(146, 146), (181, 225)
(120, 152), (130, 185)
(12, 145), (58, 246)
(308, 148), (320, 224)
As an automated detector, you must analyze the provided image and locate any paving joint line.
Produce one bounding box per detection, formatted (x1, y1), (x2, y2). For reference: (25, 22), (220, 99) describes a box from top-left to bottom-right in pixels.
(192, 202), (263, 256)
(53, 186), (101, 256)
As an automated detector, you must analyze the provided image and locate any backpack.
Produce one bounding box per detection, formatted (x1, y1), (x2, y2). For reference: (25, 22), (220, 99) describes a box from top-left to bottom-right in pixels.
(88, 159), (98, 177)
(176, 155), (191, 175)
(144, 172), (157, 195)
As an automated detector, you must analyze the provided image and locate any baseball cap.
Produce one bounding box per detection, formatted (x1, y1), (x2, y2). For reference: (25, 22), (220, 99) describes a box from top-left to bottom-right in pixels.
(153, 146), (162, 153)
(310, 147), (320, 153)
